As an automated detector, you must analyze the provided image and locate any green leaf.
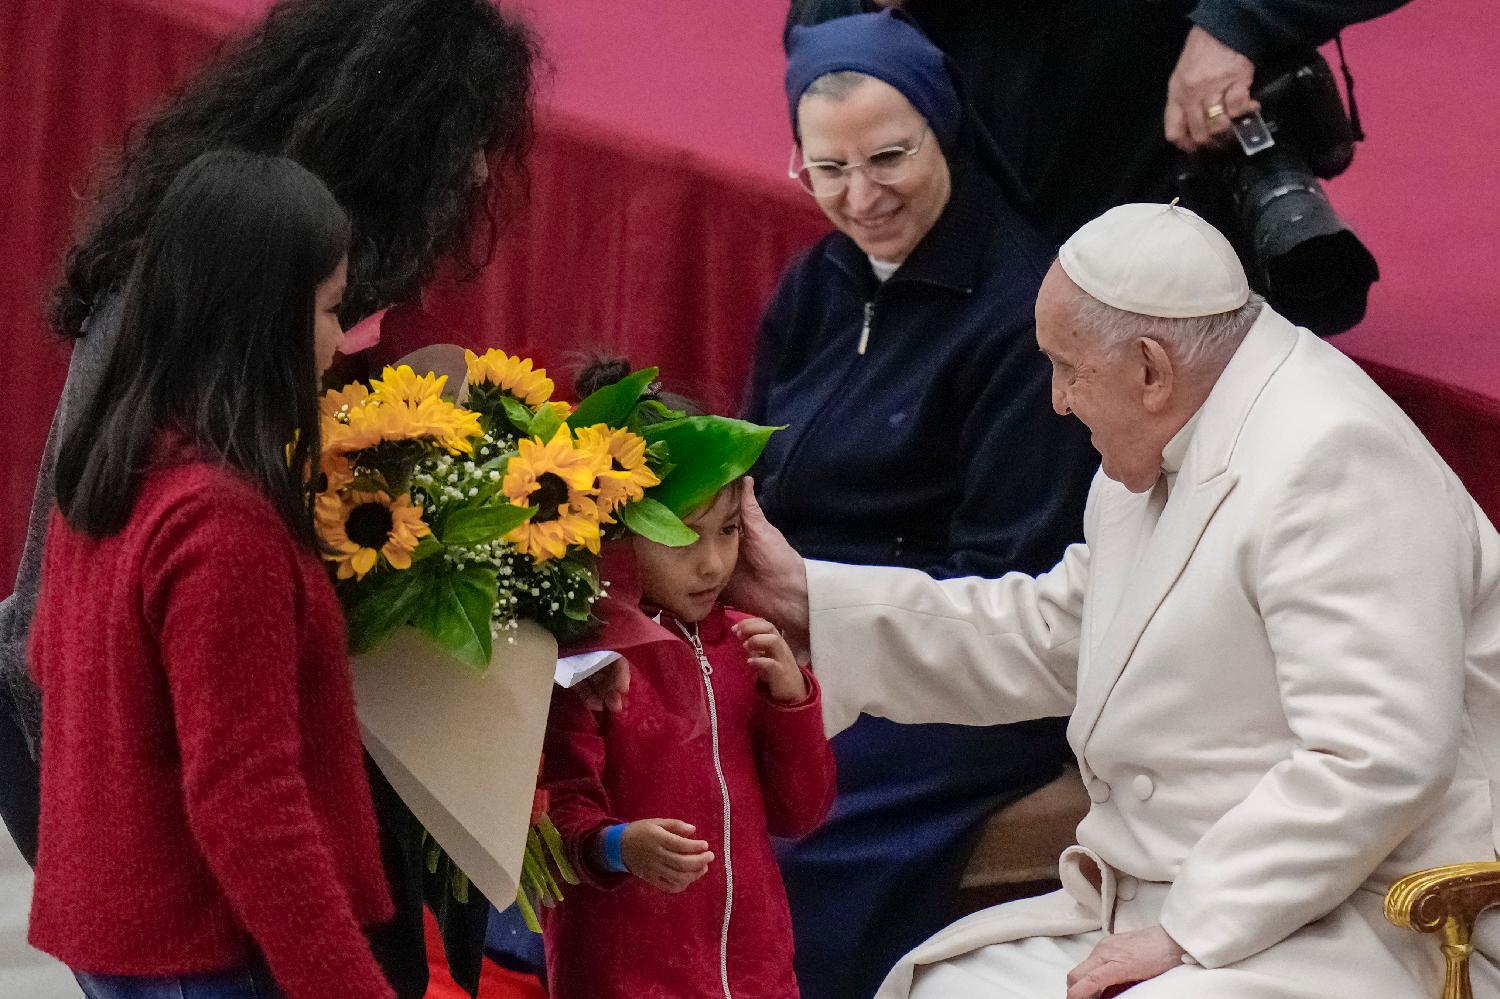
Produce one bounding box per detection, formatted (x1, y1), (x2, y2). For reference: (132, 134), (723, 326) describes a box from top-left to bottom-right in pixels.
(499, 394), (535, 435)
(538, 814), (580, 886)
(527, 404), (564, 443)
(514, 882), (542, 933)
(548, 558), (600, 622)
(523, 849), (554, 903)
(626, 397), (685, 433)
(438, 503), (535, 547)
(642, 416), (778, 517)
(345, 570), (431, 654)
(410, 566), (499, 670)
(619, 495), (699, 547)
(567, 367), (659, 431)
(409, 533), (443, 563)
(526, 831), (564, 901)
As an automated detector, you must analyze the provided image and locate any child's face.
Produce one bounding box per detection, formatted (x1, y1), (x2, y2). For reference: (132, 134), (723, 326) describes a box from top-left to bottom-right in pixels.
(633, 484), (742, 623)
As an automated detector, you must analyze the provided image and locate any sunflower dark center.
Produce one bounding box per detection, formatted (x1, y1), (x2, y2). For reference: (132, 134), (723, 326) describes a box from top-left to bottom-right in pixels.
(531, 473), (570, 522)
(346, 502), (394, 549)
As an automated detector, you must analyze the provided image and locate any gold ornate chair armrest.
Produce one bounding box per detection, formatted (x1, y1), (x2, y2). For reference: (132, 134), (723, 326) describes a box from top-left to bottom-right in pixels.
(1386, 861), (1500, 999)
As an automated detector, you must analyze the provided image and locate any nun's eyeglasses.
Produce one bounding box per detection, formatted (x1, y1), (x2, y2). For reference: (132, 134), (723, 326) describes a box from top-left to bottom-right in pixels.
(789, 128), (929, 200)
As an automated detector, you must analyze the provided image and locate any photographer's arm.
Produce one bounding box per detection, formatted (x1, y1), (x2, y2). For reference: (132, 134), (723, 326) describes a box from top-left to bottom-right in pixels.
(1169, 1), (1411, 153)
(1189, 0), (1414, 65)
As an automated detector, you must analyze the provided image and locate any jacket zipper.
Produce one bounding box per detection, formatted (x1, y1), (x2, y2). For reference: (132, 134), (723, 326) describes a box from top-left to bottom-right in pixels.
(767, 293), (878, 518)
(679, 621), (734, 999)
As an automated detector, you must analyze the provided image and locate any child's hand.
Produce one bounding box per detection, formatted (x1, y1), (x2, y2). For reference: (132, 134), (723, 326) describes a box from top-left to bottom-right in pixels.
(734, 617), (808, 704)
(621, 819), (714, 893)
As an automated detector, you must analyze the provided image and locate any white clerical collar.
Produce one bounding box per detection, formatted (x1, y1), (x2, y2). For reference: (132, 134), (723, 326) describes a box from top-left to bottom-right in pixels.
(1161, 408), (1201, 479)
(868, 256), (900, 283)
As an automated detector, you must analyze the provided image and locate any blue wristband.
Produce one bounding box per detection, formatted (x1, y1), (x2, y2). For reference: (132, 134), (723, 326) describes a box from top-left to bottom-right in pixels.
(602, 823), (629, 874)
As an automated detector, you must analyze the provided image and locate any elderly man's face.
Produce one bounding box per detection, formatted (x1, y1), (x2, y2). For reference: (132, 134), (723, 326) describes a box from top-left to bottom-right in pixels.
(1035, 265), (1165, 493)
(797, 78), (951, 264)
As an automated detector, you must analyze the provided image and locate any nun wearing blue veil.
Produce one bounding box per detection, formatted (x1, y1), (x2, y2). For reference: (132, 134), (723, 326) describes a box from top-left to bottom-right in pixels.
(743, 13), (1097, 999)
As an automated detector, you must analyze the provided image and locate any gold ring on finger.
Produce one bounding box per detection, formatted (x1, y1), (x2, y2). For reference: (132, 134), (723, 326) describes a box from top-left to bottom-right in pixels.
(1206, 103), (1227, 119)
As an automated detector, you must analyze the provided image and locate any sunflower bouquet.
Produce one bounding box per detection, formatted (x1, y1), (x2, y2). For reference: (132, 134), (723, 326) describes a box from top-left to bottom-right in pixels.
(315, 348), (773, 670)
(316, 348), (774, 944)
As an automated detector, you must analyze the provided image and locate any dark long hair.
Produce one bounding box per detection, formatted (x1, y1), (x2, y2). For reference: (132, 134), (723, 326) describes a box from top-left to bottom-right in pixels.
(55, 150), (349, 543)
(51, 0), (538, 337)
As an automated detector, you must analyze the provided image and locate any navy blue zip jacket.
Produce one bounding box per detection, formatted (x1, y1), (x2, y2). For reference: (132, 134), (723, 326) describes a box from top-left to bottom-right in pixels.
(742, 160), (1100, 999)
(745, 159), (1097, 580)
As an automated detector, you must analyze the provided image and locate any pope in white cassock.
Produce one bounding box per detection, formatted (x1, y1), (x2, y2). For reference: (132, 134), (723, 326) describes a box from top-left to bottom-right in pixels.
(724, 203), (1500, 998)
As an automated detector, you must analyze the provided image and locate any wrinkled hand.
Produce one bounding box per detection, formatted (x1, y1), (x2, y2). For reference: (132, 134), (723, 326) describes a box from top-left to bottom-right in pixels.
(733, 617), (808, 703)
(1164, 26), (1260, 153)
(577, 656), (630, 713)
(1065, 924), (1187, 999)
(619, 818), (714, 894)
(723, 479), (811, 657)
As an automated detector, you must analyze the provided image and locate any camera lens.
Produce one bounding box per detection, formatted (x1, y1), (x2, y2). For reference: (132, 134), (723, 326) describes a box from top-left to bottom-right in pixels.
(1232, 148), (1379, 336)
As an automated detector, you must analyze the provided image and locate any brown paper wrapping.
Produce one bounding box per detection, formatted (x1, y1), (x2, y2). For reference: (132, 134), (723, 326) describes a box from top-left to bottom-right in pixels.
(353, 622), (558, 906)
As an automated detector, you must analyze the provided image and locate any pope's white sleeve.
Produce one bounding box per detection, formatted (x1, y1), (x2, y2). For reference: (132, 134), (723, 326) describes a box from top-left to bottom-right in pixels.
(1160, 421), (1472, 968)
(806, 540), (1089, 737)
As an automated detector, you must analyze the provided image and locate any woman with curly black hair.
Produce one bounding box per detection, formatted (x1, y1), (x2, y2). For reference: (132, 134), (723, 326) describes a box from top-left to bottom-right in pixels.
(0, 1), (538, 995)
(48, 0), (537, 337)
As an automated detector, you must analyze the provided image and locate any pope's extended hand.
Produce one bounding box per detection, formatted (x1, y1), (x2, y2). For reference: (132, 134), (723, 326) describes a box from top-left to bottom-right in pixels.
(724, 479), (810, 657)
(1065, 924), (1188, 999)
(620, 818), (714, 894)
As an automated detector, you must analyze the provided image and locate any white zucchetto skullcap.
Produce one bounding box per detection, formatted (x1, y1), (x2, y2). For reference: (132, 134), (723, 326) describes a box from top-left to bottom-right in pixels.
(1057, 202), (1250, 318)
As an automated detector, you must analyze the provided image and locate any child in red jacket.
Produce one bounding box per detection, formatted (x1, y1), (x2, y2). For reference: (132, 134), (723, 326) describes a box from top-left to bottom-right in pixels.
(540, 477), (836, 999)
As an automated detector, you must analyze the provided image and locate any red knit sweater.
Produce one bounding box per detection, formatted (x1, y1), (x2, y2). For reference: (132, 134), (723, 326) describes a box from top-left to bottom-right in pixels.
(541, 605), (836, 999)
(28, 441), (394, 999)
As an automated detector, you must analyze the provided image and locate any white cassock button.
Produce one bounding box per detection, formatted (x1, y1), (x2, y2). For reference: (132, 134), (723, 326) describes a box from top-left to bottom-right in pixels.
(1116, 875), (1139, 901)
(1088, 778), (1111, 803)
(1133, 775), (1156, 801)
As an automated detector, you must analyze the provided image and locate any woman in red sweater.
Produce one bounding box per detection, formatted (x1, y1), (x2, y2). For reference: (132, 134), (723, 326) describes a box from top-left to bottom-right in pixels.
(28, 150), (392, 999)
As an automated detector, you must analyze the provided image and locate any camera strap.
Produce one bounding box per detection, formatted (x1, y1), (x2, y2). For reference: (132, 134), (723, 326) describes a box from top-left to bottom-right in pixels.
(1333, 35), (1366, 143)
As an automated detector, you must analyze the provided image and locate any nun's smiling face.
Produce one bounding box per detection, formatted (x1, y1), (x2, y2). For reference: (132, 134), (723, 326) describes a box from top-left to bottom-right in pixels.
(797, 76), (951, 264)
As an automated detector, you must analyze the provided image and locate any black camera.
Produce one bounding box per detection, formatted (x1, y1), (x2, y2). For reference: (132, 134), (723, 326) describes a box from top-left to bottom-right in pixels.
(1178, 53), (1379, 336)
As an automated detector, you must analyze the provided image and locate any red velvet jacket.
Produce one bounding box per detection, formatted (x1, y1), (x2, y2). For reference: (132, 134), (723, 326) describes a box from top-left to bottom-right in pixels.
(541, 604), (836, 999)
(28, 444), (393, 999)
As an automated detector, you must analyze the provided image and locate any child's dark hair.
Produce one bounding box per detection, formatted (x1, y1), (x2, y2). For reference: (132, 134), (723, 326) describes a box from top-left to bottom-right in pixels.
(55, 150), (348, 544)
(574, 355), (705, 418)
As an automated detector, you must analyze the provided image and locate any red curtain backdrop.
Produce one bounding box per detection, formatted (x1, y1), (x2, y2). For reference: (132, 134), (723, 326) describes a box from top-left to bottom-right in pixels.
(1, 0), (1497, 585)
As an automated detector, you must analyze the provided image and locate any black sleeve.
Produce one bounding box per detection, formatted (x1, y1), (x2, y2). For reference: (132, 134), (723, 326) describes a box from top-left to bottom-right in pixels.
(1189, 0), (1414, 62)
(921, 326), (1097, 581)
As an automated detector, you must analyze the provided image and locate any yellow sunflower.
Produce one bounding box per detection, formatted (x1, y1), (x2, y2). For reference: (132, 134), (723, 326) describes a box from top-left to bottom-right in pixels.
(319, 384), (373, 476)
(326, 394), (482, 457)
(500, 429), (606, 561)
(370, 365), (449, 407)
(465, 349), (554, 406)
(316, 488), (430, 580)
(320, 450), (355, 493)
(319, 382), (371, 423)
(574, 424), (660, 521)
